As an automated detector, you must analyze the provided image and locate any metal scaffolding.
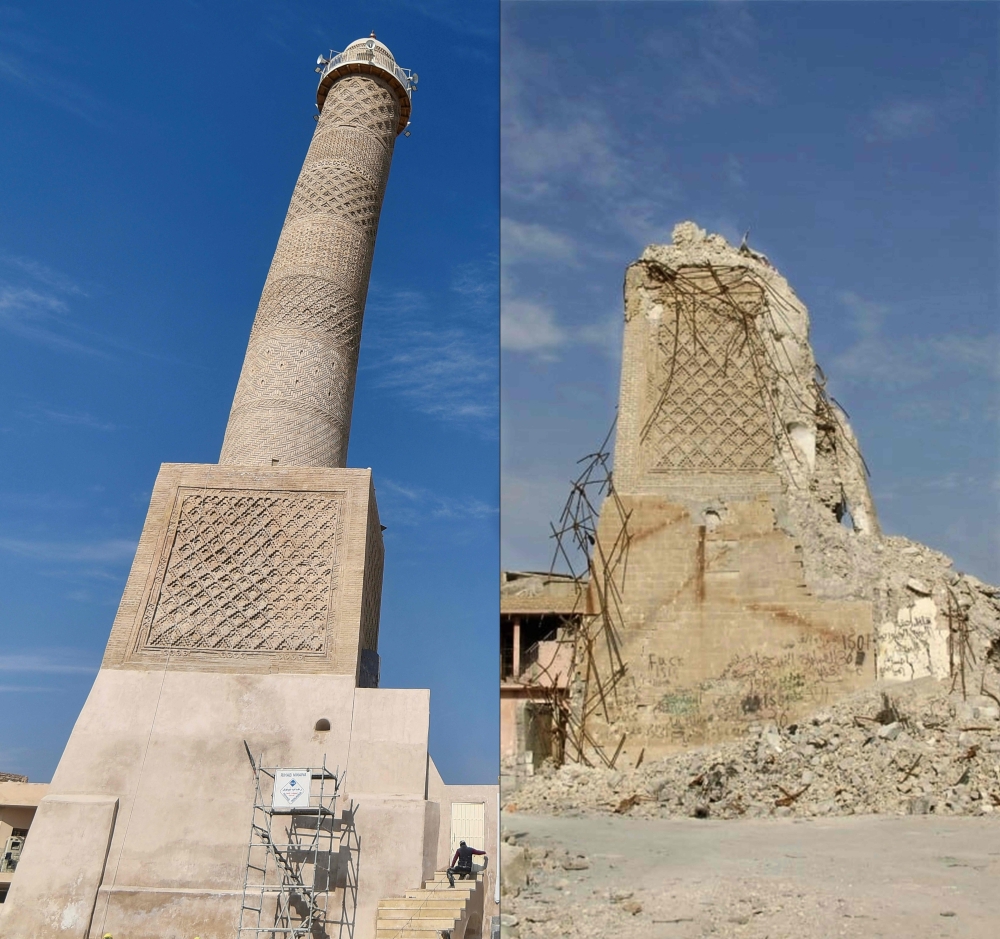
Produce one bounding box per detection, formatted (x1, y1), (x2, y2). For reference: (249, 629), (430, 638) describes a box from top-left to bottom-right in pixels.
(238, 750), (359, 939)
(539, 422), (632, 769)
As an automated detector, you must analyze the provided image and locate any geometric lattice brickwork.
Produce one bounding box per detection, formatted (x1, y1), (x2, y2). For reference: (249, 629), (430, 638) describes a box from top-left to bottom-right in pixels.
(642, 269), (774, 473)
(219, 74), (400, 468)
(142, 490), (341, 653)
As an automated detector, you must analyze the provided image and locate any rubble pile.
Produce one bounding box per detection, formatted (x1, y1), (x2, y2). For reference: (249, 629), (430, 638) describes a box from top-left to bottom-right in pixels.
(787, 500), (1000, 640)
(507, 680), (1000, 820)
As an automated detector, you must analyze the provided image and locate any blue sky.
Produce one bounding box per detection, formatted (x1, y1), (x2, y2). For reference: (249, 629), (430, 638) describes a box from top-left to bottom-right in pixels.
(0, 0), (498, 784)
(501, 2), (999, 586)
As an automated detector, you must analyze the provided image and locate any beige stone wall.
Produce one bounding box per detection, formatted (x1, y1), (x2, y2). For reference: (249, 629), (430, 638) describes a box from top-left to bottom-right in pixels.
(220, 73), (401, 468)
(426, 759), (499, 930)
(101, 463), (382, 678)
(589, 495), (872, 761)
(0, 673), (446, 939)
(500, 694), (520, 759)
(0, 782), (47, 809)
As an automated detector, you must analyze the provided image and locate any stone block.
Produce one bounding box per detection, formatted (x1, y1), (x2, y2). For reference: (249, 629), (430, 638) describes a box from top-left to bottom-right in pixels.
(1, 794), (118, 939)
(500, 843), (528, 897)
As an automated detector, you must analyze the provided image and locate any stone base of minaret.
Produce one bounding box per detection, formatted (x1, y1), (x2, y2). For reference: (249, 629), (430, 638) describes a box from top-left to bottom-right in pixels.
(1, 465), (497, 939)
(584, 493), (874, 763)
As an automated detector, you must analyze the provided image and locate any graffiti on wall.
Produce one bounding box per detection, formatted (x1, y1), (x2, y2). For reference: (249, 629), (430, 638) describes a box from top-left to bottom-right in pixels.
(877, 597), (947, 682)
(610, 625), (872, 747)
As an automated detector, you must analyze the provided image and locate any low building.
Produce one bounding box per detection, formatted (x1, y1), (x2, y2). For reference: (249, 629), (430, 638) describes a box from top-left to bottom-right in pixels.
(0, 775), (48, 904)
(500, 572), (585, 776)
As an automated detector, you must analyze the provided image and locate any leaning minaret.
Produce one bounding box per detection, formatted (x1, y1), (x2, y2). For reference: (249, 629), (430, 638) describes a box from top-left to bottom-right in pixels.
(1, 39), (455, 939)
(220, 34), (415, 467)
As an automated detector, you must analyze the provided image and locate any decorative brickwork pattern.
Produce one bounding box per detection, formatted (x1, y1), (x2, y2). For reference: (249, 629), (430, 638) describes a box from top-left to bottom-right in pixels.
(642, 274), (774, 475)
(220, 73), (401, 468)
(251, 276), (362, 342)
(141, 490), (341, 653)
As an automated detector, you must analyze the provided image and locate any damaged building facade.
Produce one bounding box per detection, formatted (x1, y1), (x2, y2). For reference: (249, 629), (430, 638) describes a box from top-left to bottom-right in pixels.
(502, 221), (1000, 774)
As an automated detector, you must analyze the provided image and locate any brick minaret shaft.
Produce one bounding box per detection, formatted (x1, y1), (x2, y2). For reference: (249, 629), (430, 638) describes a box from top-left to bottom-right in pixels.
(220, 37), (412, 468)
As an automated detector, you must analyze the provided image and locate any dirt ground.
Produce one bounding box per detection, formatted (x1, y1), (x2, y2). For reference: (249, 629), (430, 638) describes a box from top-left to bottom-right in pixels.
(501, 812), (1000, 939)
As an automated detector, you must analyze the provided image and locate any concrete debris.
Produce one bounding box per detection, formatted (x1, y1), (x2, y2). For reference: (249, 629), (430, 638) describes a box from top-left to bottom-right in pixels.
(500, 842), (529, 897)
(506, 680), (1000, 820)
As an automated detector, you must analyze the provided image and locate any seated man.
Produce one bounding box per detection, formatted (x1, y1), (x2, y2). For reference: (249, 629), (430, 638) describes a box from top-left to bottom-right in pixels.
(447, 840), (487, 887)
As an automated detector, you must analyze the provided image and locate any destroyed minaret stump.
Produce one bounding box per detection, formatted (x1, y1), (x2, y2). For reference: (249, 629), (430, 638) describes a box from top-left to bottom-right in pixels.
(584, 222), (879, 762)
(0, 40), (501, 939)
(221, 35), (411, 468)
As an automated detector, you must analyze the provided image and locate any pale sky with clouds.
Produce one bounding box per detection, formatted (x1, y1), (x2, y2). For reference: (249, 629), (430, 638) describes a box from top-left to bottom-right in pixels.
(501, 0), (999, 585)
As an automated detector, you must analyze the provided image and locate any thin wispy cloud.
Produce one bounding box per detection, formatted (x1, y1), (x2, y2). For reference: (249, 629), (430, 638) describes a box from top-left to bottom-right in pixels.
(864, 99), (937, 143)
(501, 218), (578, 266)
(0, 536), (138, 563)
(860, 53), (987, 144)
(377, 478), (496, 527)
(376, 328), (496, 421)
(450, 256), (500, 318)
(643, 4), (767, 114)
(500, 296), (565, 355)
(0, 286), (112, 358)
(502, 116), (625, 202)
(501, 27), (625, 202)
(500, 292), (622, 360)
(17, 404), (117, 432)
(0, 652), (98, 674)
(502, 3), (767, 211)
(0, 254), (88, 296)
(0, 256), (197, 367)
(833, 290), (1000, 390)
(501, 252), (620, 359)
(578, 313), (622, 356)
(501, 219), (608, 358)
(0, 251), (115, 357)
(500, 469), (579, 572)
(0, 15), (112, 126)
(397, 0), (497, 43)
(365, 272), (497, 429)
(725, 154), (746, 189)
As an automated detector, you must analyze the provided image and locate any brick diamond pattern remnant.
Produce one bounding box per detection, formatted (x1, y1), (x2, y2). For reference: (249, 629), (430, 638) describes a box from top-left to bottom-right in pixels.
(644, 287), (774, 474)
(143, 491), (341, 653)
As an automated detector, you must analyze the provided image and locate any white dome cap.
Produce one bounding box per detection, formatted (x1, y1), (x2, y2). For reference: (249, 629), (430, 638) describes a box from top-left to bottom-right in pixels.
(316, 34), (416, 135)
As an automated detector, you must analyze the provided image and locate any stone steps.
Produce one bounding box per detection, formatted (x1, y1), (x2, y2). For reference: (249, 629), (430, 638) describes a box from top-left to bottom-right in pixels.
(375, 871), (483, 939)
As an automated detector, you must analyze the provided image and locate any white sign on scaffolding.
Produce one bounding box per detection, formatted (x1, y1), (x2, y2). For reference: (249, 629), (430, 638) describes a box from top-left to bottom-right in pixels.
(272, 768), (311, 812)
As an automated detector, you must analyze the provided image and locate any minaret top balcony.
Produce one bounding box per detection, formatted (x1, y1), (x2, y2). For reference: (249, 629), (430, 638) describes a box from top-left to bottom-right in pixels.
(316, 33), (417, 134)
